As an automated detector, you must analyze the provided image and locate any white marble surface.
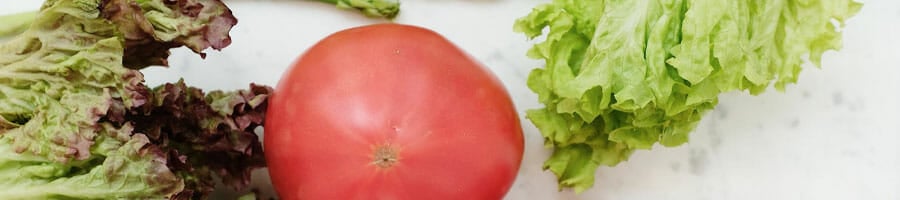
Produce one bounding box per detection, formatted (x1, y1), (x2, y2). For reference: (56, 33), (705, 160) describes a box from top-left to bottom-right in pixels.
(3, 0), (899, 199)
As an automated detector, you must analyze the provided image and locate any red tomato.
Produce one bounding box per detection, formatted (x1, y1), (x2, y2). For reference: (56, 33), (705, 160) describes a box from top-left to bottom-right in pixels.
(264, 24), (524, 200)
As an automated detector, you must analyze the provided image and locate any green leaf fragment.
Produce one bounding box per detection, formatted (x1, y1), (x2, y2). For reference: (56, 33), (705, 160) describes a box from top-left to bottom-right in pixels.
(319, 0), (401, 19)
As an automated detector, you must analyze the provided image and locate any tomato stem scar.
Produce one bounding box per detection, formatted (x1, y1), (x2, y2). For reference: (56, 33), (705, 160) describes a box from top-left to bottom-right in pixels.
(373, 144), (399, 169)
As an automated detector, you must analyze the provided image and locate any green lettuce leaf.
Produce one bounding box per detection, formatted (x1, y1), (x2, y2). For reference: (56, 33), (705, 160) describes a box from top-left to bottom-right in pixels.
(0, 125), (183, 199)
(515, 0), (861, 192)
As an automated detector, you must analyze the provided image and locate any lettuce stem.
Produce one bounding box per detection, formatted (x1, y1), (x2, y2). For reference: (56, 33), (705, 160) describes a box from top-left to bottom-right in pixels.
(0, 11), (36, 39)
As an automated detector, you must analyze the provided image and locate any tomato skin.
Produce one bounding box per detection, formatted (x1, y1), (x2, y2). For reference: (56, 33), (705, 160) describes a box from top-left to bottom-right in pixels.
(265, 24), (524, 200)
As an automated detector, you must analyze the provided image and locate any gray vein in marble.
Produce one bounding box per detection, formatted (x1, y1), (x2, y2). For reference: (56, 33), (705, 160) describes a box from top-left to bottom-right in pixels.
(689, 148), (709, 176)
(715, 106), (728, 120)
(833, 92), (844, 105)
(669, 162), (682, 172)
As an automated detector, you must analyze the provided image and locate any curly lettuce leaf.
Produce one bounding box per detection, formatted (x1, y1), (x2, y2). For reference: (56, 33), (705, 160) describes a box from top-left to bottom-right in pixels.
(0, 130), (182, 199)
(516, 0), (861, 192)
(0, 0), (267, 199)
(109, 80), (270, 200)
(0, 0), (144, 163)
(101, 0), (237, 68)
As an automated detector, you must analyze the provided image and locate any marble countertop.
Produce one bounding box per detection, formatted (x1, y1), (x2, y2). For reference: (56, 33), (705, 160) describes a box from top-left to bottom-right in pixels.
(3, 0), (899, 199)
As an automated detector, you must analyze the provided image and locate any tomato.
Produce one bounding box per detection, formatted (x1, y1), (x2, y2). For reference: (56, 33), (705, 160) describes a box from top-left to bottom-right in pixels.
(264, 24), (524, 200)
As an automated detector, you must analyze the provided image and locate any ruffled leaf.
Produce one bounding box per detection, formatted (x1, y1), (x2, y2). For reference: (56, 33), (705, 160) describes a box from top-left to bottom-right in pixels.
(0, 0), (266, 199)
(516, 0), (861, 191)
